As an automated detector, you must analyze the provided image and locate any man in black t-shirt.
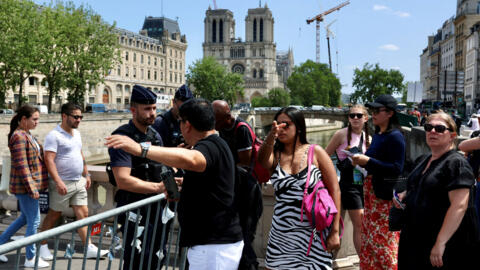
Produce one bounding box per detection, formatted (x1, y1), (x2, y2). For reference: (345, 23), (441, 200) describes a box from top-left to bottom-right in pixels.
(212, 100), (253, 167)
(106, 99), (243, 270)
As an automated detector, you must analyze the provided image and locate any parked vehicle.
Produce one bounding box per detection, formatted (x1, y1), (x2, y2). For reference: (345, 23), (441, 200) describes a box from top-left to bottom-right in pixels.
(85, 103), (106, 113)
(35, 105), (48, 114)
(0, 109), (13, 114)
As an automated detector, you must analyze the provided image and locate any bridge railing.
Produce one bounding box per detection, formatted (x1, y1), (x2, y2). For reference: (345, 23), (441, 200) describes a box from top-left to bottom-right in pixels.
(0, 193), (187, 270)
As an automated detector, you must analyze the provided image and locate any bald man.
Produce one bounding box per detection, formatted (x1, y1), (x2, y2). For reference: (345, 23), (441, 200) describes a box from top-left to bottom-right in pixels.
(212, 100), (253, 167)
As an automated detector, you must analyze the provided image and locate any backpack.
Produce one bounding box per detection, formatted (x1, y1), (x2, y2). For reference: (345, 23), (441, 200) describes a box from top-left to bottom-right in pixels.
(234, 122), (271, 183)
(300, 144), (343, 255)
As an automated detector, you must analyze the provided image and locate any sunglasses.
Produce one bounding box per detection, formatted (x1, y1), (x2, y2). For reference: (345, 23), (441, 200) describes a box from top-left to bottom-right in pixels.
(349, 113), (364, 119)
(278, 121), (293, 129)
(370, 108), (389, 114)
(424, 123), (453, 133)
(68, 114), (83, 120)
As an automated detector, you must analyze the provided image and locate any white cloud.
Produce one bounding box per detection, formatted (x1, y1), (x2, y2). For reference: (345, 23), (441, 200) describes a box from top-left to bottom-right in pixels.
(391, 66), (401, 70)
(379, 44), (400, 51)
(394, 11), (411, 18)
(373, 4), (389, 11)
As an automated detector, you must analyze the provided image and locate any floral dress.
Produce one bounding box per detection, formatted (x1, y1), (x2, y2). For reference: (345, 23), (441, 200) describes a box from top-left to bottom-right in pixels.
(360, 175), (400, 270)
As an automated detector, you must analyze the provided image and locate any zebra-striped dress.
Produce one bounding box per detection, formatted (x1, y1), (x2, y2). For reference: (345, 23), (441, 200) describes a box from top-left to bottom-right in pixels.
(265, 163), (333, 270)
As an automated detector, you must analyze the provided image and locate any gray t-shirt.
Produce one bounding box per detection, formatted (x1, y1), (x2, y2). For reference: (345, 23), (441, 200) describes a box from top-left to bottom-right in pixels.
(44, 125), (84, 181)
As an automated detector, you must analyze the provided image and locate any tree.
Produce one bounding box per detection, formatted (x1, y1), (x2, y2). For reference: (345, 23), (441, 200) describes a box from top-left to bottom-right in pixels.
(286, 60), (341, 107)
(350, 63), (405, 104)
(0, 0), (43, 107)
(63, 3), (120, 105)
(186, 56), (244, 105)
(251, 88), (291, 108)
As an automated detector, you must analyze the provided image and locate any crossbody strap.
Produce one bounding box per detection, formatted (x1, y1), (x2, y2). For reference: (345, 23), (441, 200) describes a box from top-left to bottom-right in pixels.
(300, 144), (317, 222)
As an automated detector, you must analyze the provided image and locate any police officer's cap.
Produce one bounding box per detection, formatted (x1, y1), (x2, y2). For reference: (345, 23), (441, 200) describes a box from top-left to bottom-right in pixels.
(174, 84), (193, 102)
(131, 84), (157, 104)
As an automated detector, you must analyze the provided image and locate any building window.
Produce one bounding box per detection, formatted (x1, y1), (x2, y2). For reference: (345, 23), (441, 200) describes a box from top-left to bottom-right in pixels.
(161, 59), (164, 67)
(259, 69), (264, 78)
(253, 69), (257, 78)
(212, 19), (217, 43)
(175, 73), (177, 83)
(230, 47), (245, 58)
(219, 19), (223, 43)
(148, 70), (151, 79)
(175, 61), (177, 70)
(126, 67), (129, 77)
(252, 49), (256, 57)
(136, 40), (140, 47)
(253, 19), (257, 42)
(116, 98), (122, 104)
(125, 51), (129, 61)
(141, 68), (144, 79)
(29, 77), (38, 86)
(170, 60), (172, 69)
(154, 57), (157, 66)
(148, 56), (151, 65)
(125, 85), (130, 95)
(170, 49), (172, 56)
(180, 62), (182, 70)
(28, 95), (37, 104)
(161, 72), (163, 81)
(260, 19), (264, 42)
(89, 97), (95, 103)
(170, 72), (172, 82)
(175, 50), (178, 57)
(144, 43), (147, 49)
(231, 64), (245, 74)
(117, 66), (121, 76)
(154, 71), (157, 80)
(133, 68), (136, 78)
(141, 54), (144, 64)
(133, 53), (136, 62)
(129, 39), (132, 46)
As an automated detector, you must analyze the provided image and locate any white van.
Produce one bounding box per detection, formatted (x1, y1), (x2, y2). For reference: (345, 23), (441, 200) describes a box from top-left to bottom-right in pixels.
(35, 105), (48, 114)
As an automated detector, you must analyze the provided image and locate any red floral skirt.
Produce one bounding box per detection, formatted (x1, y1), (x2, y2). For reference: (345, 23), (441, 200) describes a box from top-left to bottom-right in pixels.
(359, 176), (399, 270)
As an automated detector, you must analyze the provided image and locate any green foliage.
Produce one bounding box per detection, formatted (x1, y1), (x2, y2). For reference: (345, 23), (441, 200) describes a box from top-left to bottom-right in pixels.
(350, 63), (405, 104)
(251, 96), (271, 107)
(286, 60), (341, 107)
(251, 88), (290, 108)
(186, 56), (244, 105)
(0, 0), (120, 109)
(0, 0), (43, 106)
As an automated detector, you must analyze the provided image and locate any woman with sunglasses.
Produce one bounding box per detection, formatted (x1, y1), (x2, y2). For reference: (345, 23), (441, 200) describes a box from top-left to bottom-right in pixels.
(350, 94), (405, 270)
(325, 104), (370, 256)
(395, 112), (476, 269)
(258, 107), (341, 270)
(0, 105), (49, 268)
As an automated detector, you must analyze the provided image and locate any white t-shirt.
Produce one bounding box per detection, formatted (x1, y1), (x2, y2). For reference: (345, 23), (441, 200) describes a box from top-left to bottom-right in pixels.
(471, 118), (480, 131)
(44, 125), (84, 181)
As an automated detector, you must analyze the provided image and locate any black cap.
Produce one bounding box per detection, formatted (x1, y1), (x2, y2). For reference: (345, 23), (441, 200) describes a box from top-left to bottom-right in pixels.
(174, 84), (193, 102)
(366, 94), (397, 110)
(131, 85), (157, 104)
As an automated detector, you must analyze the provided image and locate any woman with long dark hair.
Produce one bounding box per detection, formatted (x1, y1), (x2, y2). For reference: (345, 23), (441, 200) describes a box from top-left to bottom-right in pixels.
(258, 107), (341, 269)
(325, 104), (370, 255)
(351, 95), (405, 269)
(0, 105), (49, 268)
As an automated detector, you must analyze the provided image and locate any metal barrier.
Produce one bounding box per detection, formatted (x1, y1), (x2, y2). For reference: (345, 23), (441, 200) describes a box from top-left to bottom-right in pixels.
(0, 194), (187, 270)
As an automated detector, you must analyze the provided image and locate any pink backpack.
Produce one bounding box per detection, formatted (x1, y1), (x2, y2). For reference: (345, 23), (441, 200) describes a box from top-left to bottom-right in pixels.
(300, 144), (343, 255)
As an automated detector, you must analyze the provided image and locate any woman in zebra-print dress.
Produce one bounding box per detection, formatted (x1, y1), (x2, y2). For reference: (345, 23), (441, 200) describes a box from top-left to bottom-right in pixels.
(258, 107), (341, 270)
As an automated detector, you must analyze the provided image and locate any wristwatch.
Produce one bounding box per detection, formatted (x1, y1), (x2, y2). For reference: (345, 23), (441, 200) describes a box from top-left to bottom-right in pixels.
(140, 142), (150, 158)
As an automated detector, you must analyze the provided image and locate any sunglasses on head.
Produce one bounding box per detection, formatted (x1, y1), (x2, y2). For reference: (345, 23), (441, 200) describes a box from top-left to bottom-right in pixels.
(68, 114), (83, 120)
(424, 123), (453, 133)
(349, 113), (364, 119)
(370, 107), (389, 114)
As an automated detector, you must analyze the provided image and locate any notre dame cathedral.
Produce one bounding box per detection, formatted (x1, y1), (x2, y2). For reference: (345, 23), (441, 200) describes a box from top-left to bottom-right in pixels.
(203, 3), (294, 103)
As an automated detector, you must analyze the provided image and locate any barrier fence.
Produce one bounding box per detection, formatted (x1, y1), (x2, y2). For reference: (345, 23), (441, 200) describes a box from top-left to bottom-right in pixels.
(0, 194), (187, 270)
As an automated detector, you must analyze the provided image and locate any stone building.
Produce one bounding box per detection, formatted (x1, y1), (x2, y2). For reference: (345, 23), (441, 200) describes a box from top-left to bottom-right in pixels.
(5, 17), (187, 111)
(202, 4), (293, 102)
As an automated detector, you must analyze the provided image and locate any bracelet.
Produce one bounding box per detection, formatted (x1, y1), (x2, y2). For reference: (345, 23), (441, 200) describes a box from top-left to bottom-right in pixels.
(84, 173), (91, 177)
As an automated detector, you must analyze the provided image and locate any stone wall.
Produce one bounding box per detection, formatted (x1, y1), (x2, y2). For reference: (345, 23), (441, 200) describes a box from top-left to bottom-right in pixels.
(0, 113), (131, 163)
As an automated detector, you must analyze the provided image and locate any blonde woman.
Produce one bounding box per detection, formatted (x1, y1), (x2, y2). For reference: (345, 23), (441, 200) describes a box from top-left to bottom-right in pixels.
(325, 104), (370, 255)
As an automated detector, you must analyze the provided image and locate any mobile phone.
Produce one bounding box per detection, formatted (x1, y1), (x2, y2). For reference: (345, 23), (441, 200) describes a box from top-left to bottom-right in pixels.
(341, 149), (354, 157)
(393, 190), (405, 210)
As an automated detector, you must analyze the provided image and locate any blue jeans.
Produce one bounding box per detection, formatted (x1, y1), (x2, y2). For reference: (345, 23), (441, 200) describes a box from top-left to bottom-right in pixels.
(0, 194), (40, 259)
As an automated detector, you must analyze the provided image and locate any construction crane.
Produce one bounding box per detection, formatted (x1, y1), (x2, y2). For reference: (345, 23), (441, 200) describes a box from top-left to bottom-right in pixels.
(307, 0), (350, 63)
(325, 20), (336, 71)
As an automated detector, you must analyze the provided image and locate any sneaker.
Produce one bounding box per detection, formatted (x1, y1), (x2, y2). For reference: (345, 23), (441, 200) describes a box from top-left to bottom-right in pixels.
(39, 244), (53, 261)
(86, 244), (109, 259)
(24, 256), (49, 268)
(0, 254), (7, 263)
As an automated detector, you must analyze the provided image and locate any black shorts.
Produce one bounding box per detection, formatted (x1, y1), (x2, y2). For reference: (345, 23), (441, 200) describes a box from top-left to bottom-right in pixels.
(339, 181), (364, 210)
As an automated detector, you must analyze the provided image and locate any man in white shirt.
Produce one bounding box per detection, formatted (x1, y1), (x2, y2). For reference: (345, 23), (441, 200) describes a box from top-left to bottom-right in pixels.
(38, 103), (108, 260)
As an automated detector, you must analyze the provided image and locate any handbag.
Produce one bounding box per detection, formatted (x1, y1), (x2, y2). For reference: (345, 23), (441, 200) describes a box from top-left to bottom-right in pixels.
(301, 144), (343, 255)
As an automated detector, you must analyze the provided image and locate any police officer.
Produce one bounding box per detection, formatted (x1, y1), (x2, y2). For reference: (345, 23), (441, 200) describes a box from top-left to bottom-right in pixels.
(152, 84), (193, 147)
(108, 85), (168, 270)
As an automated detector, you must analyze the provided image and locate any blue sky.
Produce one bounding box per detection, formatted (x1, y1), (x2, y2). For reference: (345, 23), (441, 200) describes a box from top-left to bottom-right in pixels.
(34, 0), (455, 94)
